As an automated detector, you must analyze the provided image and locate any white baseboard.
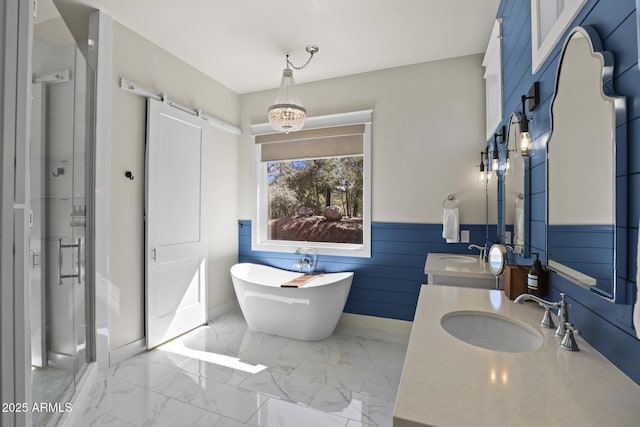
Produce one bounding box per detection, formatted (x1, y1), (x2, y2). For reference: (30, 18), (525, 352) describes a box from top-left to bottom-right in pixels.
(208, 300), (239, 322)
(107, 301), (238, 366)
(109, 337), (146, 366)
(339, 313), (413, 337)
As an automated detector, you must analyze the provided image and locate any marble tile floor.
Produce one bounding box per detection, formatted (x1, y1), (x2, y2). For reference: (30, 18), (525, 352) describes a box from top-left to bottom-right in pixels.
(68, 311), (409, 427)
(32, 366), (74, 427)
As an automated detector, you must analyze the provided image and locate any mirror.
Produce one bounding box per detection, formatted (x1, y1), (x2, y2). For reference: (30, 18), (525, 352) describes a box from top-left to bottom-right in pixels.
(547, 26), (625, 301)
(504, 113), (527, 255)
(488, 244), (507, 276)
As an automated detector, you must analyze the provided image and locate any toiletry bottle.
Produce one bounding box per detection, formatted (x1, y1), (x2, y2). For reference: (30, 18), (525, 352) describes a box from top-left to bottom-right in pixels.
(527, 253), (547, 297)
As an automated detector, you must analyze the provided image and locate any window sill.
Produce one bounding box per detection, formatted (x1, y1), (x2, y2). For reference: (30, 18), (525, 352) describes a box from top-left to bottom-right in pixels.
(252, 239), (371, 259)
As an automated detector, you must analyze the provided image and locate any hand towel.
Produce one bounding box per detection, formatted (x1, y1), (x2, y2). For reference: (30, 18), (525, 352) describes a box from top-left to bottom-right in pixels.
(634, 221), (640, 339)
(514, 206), (525, 246)
(442, 208), (459, 243)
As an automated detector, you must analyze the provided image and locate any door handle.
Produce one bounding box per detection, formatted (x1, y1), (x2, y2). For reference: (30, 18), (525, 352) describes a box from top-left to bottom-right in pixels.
(31, 251), (40, 269)
(58, 238), (81, 285)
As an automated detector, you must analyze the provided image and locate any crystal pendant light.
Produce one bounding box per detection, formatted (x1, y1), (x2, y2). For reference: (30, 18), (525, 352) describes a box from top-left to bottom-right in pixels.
(267, 45), (318, 134)
(267, 67), (306, 133)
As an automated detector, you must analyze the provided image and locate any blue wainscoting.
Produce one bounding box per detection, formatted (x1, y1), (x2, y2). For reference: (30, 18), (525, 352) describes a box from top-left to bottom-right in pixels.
(496, 0), (640, 385)
(548, 225), (615, 297)
(238, 220), (497, 321)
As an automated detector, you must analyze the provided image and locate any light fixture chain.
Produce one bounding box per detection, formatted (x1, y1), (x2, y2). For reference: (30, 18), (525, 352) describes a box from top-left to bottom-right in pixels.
(286, 50), (316, 70)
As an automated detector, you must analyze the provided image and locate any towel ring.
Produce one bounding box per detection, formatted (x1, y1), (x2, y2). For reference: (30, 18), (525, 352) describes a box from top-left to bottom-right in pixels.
(442, 194), (459, 209)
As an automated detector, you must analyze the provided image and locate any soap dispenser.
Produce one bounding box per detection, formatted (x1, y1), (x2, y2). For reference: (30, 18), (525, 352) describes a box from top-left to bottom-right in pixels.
(527, 253), (547, 297)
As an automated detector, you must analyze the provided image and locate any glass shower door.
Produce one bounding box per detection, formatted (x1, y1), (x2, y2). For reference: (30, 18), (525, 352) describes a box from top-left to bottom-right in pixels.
(29, 1), (91, 425)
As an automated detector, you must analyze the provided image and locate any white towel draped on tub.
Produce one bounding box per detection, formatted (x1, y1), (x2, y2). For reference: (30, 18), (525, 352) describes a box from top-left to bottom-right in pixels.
(634, 220), (640, 339)
(514, 206), (525, 246)
(442, 208), (459, 243)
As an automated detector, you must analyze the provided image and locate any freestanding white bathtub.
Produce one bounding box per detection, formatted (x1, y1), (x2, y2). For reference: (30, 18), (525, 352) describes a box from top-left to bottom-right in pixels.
(230, 263), (354, 341)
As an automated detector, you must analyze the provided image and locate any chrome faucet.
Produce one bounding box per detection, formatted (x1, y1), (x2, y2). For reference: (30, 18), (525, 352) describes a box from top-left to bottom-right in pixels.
(468, 244), (487, 261)
(514, 292), (569, 338)
(293, 247), (318, 273)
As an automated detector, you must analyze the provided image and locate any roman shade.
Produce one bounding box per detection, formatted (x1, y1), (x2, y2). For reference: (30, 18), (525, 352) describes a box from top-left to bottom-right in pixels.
(255, 124), (364, 162)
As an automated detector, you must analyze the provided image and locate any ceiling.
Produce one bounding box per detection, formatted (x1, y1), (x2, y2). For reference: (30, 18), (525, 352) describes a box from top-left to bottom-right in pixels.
(52, 0), (501, 94)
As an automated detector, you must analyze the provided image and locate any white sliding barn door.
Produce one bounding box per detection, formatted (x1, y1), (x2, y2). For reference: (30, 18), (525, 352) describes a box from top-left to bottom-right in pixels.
(146, 98), (208, 349)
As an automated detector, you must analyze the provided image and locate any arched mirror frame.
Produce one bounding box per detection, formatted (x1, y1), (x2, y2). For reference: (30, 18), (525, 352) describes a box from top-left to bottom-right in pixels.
(546, 26), (627, 303)
(502, 112), (530, 258)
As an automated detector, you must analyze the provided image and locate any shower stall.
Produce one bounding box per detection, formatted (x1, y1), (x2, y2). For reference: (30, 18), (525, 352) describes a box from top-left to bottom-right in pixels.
(29, 3), (94, 425)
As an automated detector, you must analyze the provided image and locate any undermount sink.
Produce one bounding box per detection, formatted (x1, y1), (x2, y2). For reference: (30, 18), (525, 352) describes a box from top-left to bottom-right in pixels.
(441, 311), (543, 353)
(438, 255), (477, 264)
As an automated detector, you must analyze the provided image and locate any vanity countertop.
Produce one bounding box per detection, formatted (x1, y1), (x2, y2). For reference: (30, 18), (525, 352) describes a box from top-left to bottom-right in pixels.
(424, 252), (493, 278)
(393, 285), (640, 427)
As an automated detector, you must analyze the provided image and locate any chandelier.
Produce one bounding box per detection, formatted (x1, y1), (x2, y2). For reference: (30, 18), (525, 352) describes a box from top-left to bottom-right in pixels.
(268, 45), (318, 133)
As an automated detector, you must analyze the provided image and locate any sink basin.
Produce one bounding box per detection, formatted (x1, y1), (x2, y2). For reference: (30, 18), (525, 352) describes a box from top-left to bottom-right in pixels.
(438, 255), (477, 264)
(441, 311), (543, 353)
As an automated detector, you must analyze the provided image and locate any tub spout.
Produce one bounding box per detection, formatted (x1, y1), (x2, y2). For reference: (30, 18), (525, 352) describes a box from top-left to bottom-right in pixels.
(295, 247), (318, 273)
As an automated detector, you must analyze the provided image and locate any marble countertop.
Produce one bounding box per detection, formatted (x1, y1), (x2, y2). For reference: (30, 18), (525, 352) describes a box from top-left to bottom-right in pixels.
(424, 252), (494, 278)
(393, 285), (640, 427)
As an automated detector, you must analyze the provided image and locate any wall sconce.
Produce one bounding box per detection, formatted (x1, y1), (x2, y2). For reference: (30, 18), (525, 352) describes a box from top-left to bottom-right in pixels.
(479, 150), (487, 182)
(492, 126), (509, 173)
(491, 135), (500, 173)
(519, 82), (539, 156)
(485, 146), (492, 180)
(504, 148), (511, 173)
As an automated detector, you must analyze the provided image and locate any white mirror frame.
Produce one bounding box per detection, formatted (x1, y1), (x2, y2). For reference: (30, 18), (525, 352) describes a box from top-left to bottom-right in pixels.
(483, 19), (503, 139)
(531, 0), (587, 73)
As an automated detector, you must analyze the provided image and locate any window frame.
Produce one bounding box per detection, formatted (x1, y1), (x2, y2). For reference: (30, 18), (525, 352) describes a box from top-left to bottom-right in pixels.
(250, 110), (372, 258)
(531, 0), (586, 73)
(483, 18), (503, 140)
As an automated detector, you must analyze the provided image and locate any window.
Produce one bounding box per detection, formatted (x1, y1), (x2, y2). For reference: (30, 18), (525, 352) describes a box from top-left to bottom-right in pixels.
(483, 19), (503, 139)
(531, 0), (586, 73)
(251, 110), (372, 258)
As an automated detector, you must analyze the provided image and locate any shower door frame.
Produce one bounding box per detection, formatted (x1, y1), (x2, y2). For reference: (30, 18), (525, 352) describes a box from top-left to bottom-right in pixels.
(2, 4), (112, 427)
(0, 1), (33, 426)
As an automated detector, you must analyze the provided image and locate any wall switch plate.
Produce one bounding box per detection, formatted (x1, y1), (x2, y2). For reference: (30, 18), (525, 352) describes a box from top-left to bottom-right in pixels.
(505, 231), (512, 244)
(460, 230), (470, 243)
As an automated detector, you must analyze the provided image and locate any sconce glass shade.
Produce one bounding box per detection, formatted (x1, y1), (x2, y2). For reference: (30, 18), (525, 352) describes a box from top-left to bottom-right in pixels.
(520, 131), (532, 156)
(268, 68), (306, 133)
(479, 151), (487, 182)
(491, 140), (499, 172)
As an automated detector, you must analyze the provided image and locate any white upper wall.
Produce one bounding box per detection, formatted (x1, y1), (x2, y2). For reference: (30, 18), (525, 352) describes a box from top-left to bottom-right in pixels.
(239, 54), (494, 225)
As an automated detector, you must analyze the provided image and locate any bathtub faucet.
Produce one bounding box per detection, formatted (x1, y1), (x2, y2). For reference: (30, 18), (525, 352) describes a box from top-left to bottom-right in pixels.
(294, 247), (318, 273)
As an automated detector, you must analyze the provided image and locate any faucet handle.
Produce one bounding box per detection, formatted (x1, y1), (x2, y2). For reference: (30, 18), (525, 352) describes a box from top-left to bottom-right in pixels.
(540, 306), (556, 329)
(555, 293), (569, 337)
(560, 322), (580, 352)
